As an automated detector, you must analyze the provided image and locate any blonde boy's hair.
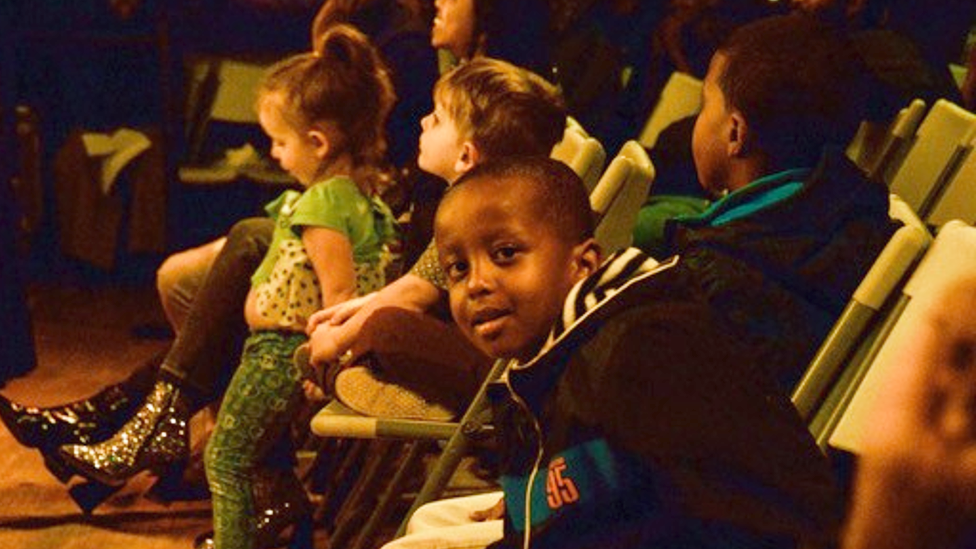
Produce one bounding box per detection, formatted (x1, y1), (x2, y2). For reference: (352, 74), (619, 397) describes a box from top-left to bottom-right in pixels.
(434, 58), (566, 160)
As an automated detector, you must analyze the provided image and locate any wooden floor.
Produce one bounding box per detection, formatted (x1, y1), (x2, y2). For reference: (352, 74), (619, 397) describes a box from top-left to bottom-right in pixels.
(0, 272), (497, 549)
(0, 280), (214, 549)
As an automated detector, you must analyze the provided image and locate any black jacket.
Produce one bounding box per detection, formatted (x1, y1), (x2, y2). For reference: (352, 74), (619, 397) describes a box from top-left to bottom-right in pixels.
(490, 151), (895, 549)
(667, 149), (897, 390)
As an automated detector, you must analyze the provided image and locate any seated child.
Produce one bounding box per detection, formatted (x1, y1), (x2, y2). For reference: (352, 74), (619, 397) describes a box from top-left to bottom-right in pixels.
(413, 156), (843, 549)
(59, 24), (398, 549)
(201, 26), (400, 549)
(306, 57), (567, 416)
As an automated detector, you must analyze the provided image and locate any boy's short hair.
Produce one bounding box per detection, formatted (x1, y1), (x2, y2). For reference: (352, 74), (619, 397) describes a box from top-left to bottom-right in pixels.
(434, 58), (566, 160)
(448, 156), (593, 243)
(717, 13), (869, 165)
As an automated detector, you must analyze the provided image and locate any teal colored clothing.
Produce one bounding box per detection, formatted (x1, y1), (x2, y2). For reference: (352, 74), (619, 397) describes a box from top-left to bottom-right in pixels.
(251, 176), (396, 286)
(681, 168), (810, 228)
(633, 168), (810, 257)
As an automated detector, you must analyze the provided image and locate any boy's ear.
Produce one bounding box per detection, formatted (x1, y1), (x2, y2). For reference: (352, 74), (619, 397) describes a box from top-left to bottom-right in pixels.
(454, 141), (481, 175)
(307, 129), (331, 159)
(571, 238), (602, 281)
(727, 110), (750, 158)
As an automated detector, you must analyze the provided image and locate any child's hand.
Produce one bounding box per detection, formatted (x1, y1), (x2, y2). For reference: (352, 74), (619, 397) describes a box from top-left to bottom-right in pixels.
(469, 496), (505, 522)
(306, 293), (376, 335)
(302, 379), (327, 403)
(309, 322), (346, 367)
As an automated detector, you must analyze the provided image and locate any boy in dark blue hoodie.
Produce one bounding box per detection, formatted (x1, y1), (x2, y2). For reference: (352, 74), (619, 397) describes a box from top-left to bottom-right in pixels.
(428, 156), (844, 549)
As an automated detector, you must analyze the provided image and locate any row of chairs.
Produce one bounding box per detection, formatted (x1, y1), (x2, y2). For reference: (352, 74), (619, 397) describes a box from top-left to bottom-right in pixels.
(795, 217), (976, 454)
(883, 99), (976, 226)
(300, 72), (976, 546)
(783, 96), (976, 452)
(790, 90), (976, 453)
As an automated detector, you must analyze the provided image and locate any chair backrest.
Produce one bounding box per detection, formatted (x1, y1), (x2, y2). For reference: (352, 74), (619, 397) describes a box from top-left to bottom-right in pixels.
(637, 72), (703, 150)
(844, 121), (881, 174)
(184, 56), (275, 163)
(888, 99), (976, 215)
(791, 194), (931, 428)
(589, 141), (655, 254)
(550, 122), (607, 191)
(824, 220), (976, 453)
(855, 98), (927, 182)
(924, 136), (976, 226)
(207, 58), (271, 124)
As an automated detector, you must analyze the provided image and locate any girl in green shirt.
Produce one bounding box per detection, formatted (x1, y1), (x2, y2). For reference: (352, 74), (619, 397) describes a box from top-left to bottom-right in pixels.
(59, 24), (398, 549)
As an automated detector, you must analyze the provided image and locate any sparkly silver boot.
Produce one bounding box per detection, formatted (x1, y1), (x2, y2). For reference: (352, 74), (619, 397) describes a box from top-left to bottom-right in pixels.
(194, 468), (313, 549)
(57, 381), (189, 487)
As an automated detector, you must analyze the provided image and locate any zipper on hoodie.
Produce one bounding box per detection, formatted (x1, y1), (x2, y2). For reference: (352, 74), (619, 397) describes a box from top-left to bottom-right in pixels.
(503, 373), (545, 549)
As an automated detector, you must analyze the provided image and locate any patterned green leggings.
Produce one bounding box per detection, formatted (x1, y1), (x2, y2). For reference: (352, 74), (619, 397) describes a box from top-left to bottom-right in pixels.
(204, 330), (307, 549)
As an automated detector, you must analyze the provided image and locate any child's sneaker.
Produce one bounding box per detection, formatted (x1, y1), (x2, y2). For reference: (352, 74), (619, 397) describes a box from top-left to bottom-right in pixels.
(334, 366), (455, 421)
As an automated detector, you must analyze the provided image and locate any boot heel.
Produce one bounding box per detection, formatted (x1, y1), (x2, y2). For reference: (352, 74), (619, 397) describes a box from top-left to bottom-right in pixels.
(68, 480), (122, 515)
(145, 460), (209, 504)
(57, 382), (189, 487)
(43, 452), (75, 484)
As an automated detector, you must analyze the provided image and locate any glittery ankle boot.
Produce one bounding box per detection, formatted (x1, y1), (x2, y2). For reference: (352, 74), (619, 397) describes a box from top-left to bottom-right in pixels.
(0, 384), (138, 450)
(56, 381), (189, 487)
(194, 468), (313, 549)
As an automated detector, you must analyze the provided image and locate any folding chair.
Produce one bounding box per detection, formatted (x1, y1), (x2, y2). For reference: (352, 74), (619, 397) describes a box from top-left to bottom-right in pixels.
(589, 140), (656, 254)
(857, 98), (927, 183)
(923, 133), (976, 226)
(178, 56), (293, 186)
(791, 195), (931, 430)
(815, 220), (976, 453)
(173, 56), (297, 245)
(550, 121), (607, 191)
(637, 71), (703, 150)
(887, 99), (976, 217)
(308, 358), (511, 549)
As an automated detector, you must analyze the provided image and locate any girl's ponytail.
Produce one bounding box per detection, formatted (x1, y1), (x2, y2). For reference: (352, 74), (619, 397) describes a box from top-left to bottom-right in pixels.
(315, 25), (396, 193)
(265, 24), (396, 195)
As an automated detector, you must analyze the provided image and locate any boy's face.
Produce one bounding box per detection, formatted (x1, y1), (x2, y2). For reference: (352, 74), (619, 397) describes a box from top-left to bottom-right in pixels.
(418, 100), (471, 183)
(692, 53), (735, 197)
(259, 95), (323, 187)
(436, 178), (596, 362)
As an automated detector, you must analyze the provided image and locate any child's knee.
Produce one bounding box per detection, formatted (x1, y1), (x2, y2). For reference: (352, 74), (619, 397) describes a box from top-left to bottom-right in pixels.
(156, 253), (186, 304)
(225, 217), (274, 255)
(203, 427), (239, 475)
(156, 238), (224, 328)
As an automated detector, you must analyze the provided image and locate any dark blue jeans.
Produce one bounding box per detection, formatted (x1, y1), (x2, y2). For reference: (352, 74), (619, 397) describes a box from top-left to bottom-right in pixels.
(157, 217), (274, 410)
